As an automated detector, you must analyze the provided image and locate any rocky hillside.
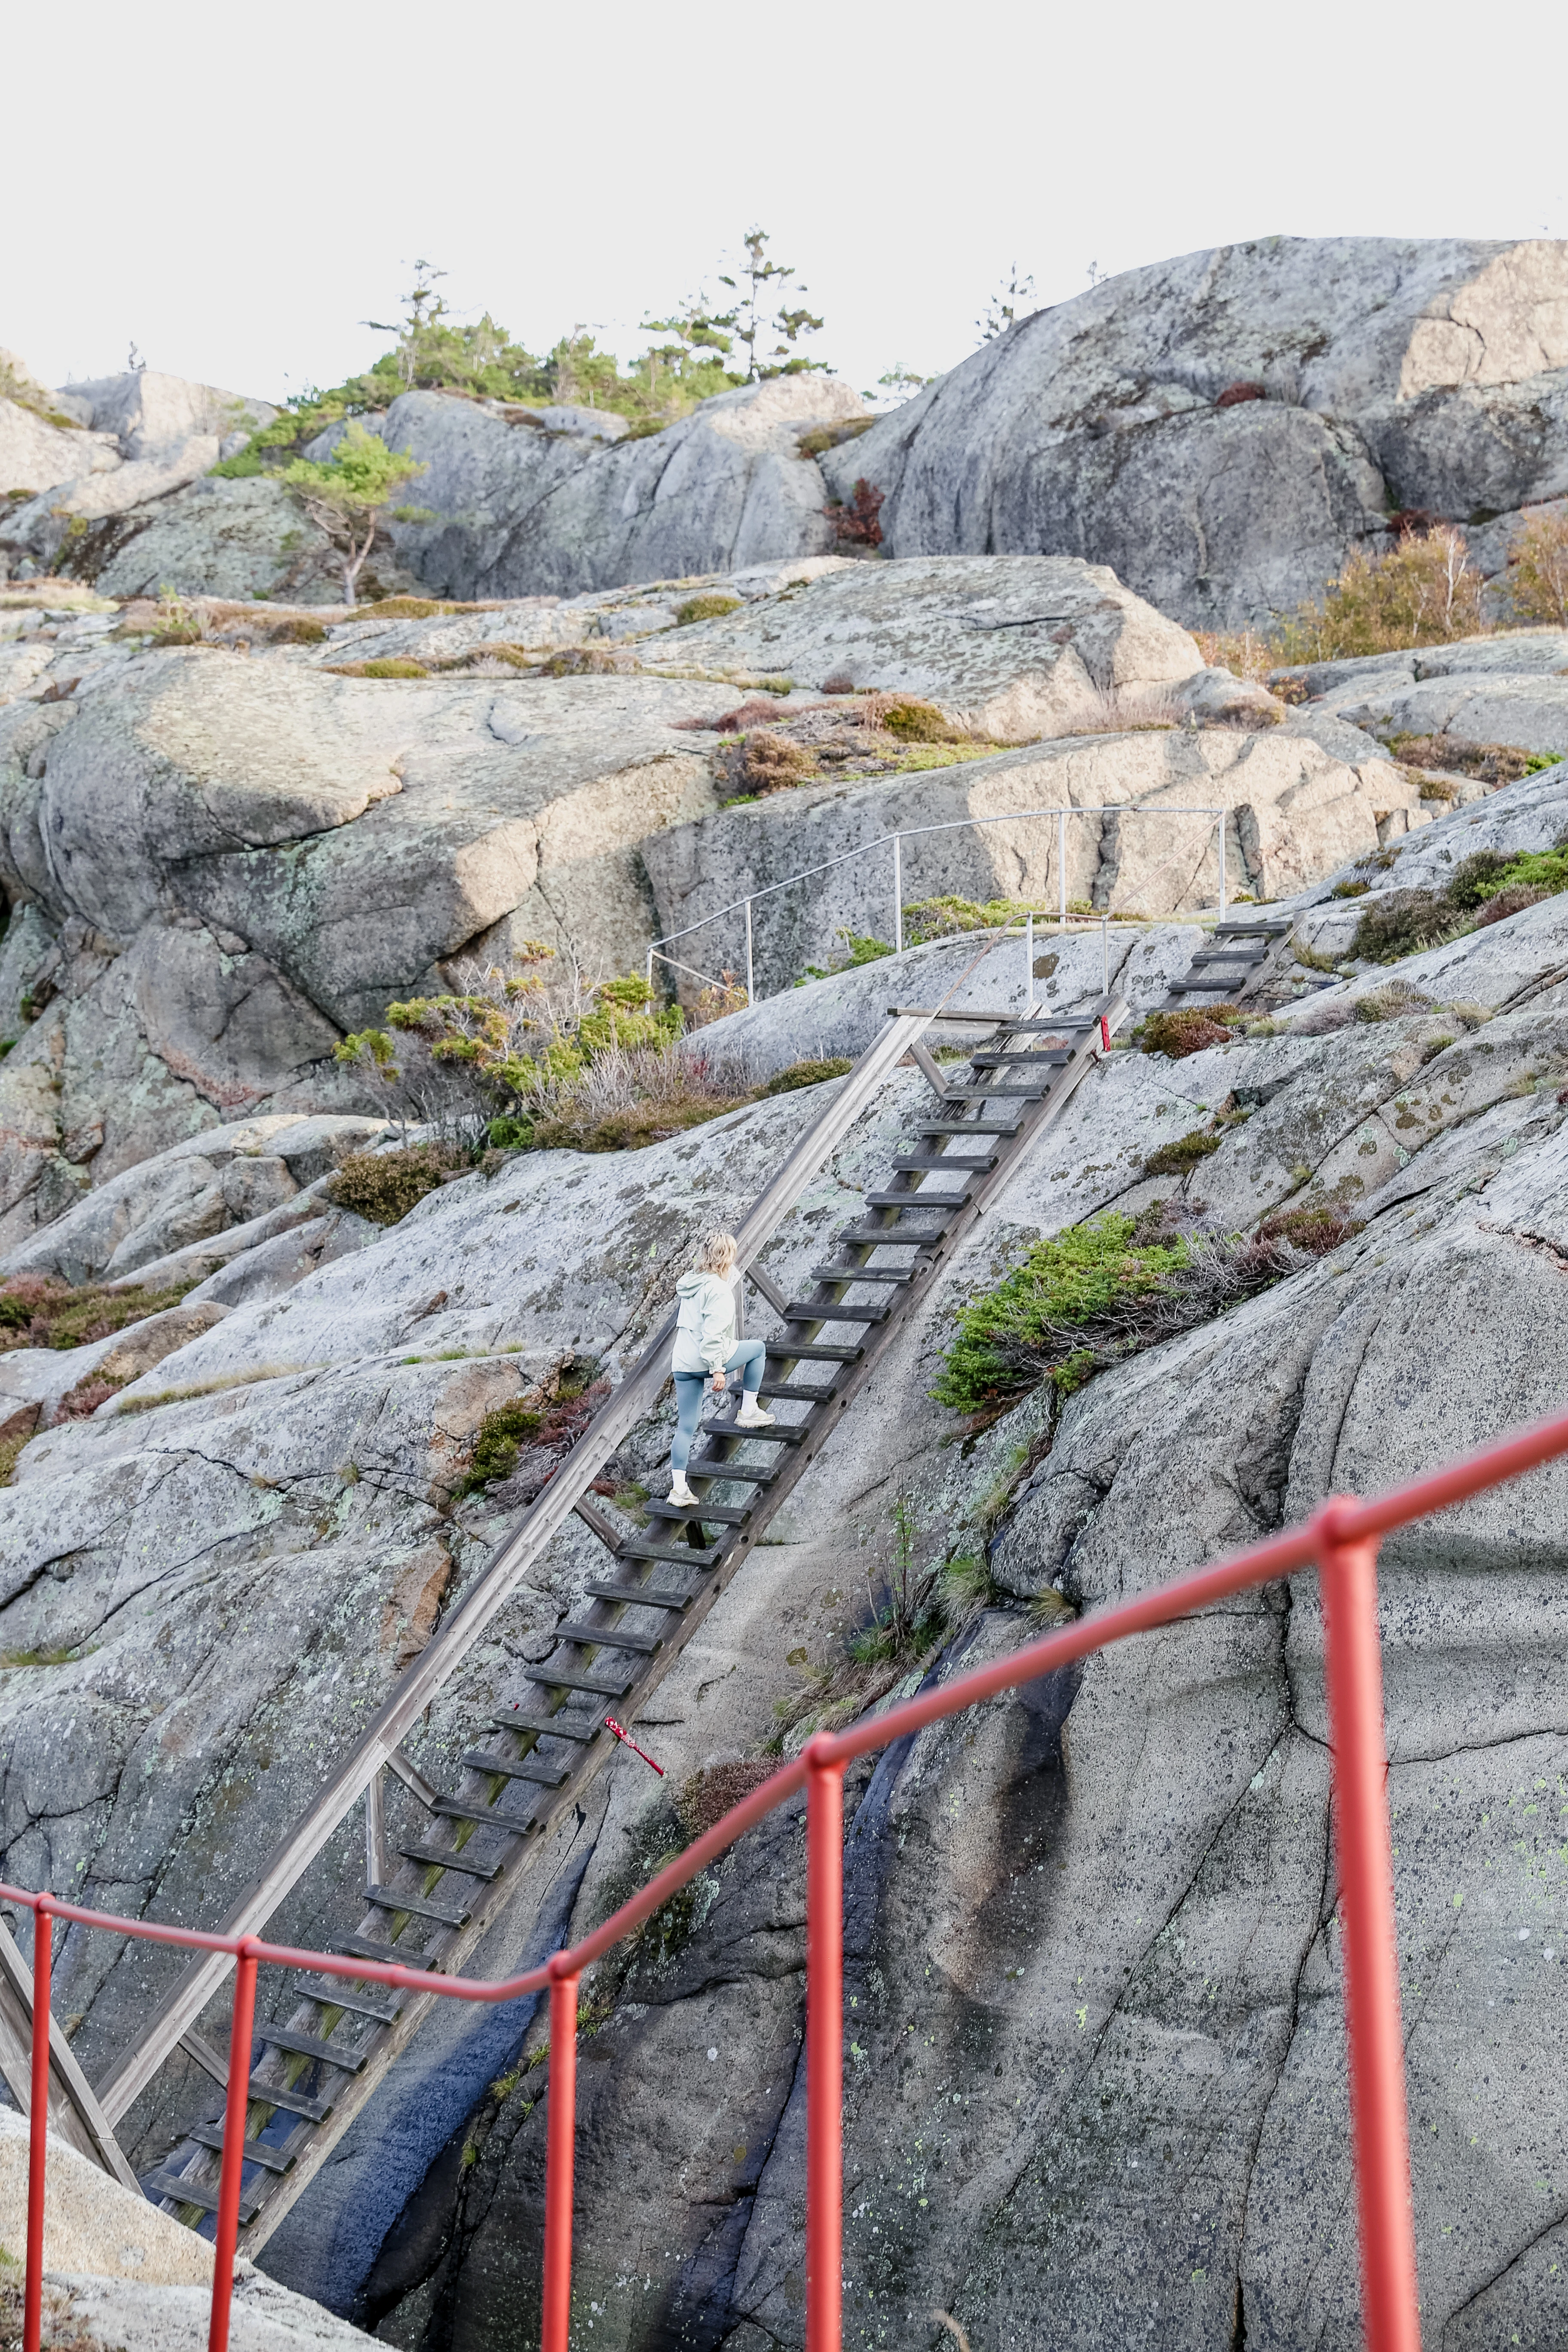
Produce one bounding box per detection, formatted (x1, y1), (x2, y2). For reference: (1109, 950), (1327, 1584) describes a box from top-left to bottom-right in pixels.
(2, 737), (1568, 2341)
(6, 237), (1565, 625)
(6, 545), (1514, 1262)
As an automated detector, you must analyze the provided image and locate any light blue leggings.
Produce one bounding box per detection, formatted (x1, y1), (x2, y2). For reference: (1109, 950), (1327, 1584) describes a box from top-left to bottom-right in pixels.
(671, 1339), (767, 1475)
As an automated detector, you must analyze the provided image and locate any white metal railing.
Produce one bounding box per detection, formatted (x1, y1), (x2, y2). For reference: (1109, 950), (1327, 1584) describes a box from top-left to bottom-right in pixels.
(646, 802), (1231, 1004)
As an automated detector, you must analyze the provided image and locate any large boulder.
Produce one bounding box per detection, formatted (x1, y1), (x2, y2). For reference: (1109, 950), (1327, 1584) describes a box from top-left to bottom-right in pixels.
(87, 475), (346, 603)
(0, 362), (276, 577)
(818, 236), (1568, 628)
(662, 551), (1201, 738)
(383, 374), (869, 598)
(644, 722), (1424, 995)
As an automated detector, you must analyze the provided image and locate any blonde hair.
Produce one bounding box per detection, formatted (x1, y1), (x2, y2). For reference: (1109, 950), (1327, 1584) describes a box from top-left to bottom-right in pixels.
(696, 1230), (738, 1274)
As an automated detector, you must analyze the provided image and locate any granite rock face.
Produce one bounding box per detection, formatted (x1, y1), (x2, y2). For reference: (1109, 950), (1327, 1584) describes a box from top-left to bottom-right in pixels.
(0, 554), (1415, 1252)
(4, 864), (1568, 2342)
(381, 374), (868, 601)
(0, 363), (276, 578)
(644, 720), (1423, 997)
(819, 237), (1568, 627)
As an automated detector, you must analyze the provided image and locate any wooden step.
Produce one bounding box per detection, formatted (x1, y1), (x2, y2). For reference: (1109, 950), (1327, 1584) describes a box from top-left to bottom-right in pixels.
(259, 2024), (367, 2074)
(684, 1453), (783, 1483)
(635, 1501), (749, 1528)
(365, 1880), (473, 1925)
(965, 1048), (1072, 1068)
(524, 1661), (636, 1697)
(943, 1078), (1057, 1098)
(332, 1932), (435, 1970)
(758, 1377), (843, 1402)
(432, 1793), (536, 1830)
(584, 1573), (700, 1605)
(459, 1746), (570, 1783)
(148, 2167), (263, 2225)
(554, 1620), (663, 1653)
(248, 2070), (335, 2119)
(833, 1222), (944, 1247)
(291, 1975), (403, 2024)
(890, 1152), (997, 1172)
(490, 1711), (600, 1742)
(780, 1298), (890, 1321)
(808, 1263), (914, 1283)
(763, 1338), (863, 1360)
(699, 1415), (811, 1444)
(914, 1117), (1023, 1137)
(188, 2121), (296, 2174)
(616, 1536), (723, 1566)
(401, 1840), (505, 1877)
(861, 1190), (966, 1212)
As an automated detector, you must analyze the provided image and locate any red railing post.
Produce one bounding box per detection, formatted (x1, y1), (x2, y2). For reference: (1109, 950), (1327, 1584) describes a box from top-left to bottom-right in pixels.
(208, 1939), (258, 2352)
(541, 1957), (580, 2352)
(24, 1897), (51, 2352)
(805, 1738), (844, 2352)
(1317, 1512), (1421, 2352)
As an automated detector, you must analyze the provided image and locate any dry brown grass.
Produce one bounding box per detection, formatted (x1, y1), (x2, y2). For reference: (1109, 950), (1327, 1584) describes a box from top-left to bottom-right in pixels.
(1057, 684), (1184, 735)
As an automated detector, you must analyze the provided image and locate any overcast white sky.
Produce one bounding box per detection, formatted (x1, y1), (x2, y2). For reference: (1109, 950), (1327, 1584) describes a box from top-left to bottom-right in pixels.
(8, 0), (1565, 404)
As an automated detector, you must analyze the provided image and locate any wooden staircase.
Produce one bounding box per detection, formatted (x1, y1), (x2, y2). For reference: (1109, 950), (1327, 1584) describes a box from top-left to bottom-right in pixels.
(127, 988), (1127, 2247)
(1159, 911), (1295, 1006)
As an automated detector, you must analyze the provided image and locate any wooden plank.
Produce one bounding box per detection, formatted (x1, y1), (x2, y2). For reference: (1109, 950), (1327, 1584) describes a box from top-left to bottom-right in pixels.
(96, 1012), (931, 2131)
(0, 1920), (139, 2188)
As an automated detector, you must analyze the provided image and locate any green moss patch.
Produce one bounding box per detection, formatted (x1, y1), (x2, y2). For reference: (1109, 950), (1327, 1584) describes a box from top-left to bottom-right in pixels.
(760, 1057), (854, 1095)
(1141, 1127), (1223, 1177)
(675, 594), (742, 625)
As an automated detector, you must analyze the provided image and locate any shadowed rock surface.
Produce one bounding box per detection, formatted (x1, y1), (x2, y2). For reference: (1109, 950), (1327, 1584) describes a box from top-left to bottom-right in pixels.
(820, 237), (1568, 628)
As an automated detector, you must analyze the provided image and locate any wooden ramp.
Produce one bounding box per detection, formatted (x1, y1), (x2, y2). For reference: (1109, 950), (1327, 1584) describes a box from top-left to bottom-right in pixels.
(99, 986), (1125, 2248)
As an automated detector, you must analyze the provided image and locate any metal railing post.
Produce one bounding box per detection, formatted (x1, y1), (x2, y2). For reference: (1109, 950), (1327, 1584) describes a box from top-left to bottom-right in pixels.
(542, 1958), (580, 2352)
(208, 1939), (257, 2352)
(1317, 1512), (1420, 2352)
(1218, 816), (1228, 918)
(24, 1898), (50, 2352)
(892, 835), (903, 956)
(745, 898), (754, 1006)
(805, 1738), (844, 2352)
(1058, 809), (1067, 931)
(1025, 911), (1034, 1013)
(1101, 910), (1109, 995)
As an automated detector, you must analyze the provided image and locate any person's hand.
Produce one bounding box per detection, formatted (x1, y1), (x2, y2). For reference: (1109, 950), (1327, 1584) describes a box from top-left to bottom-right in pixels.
(711, 1370), (727, 1394)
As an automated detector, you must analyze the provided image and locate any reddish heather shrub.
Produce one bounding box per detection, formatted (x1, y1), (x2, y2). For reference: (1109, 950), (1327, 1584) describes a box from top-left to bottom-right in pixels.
(826, 479), (884, 548)
(1139, 1006), (1247, 1060)
(1216, 382), (1267, 407)
(1476, 884), (1550, 928)
(677, 1758), (775, 1840)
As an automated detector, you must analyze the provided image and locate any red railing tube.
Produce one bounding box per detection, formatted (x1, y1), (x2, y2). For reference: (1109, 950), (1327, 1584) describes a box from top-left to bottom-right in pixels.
(208, 1942), (258, 2352)
(1317, 1518), (1421, 2352)
(805, 1742), (844, 2352)
(24, 1899), (51, 2352)
(541, 1960), (579, 2352)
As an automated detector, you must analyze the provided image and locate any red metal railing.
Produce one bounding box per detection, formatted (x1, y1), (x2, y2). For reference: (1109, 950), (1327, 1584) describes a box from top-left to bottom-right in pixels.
(13, 1405), (1568, 2352)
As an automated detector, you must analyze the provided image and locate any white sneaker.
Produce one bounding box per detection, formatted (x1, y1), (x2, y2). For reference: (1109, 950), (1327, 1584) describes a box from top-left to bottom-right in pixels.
(735, 1400), (775, 1428)
(668, 1478), (699, 1507)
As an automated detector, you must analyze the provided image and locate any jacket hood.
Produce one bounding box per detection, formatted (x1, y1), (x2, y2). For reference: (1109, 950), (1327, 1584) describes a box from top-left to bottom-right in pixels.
(676, 1270), (722, 1298)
